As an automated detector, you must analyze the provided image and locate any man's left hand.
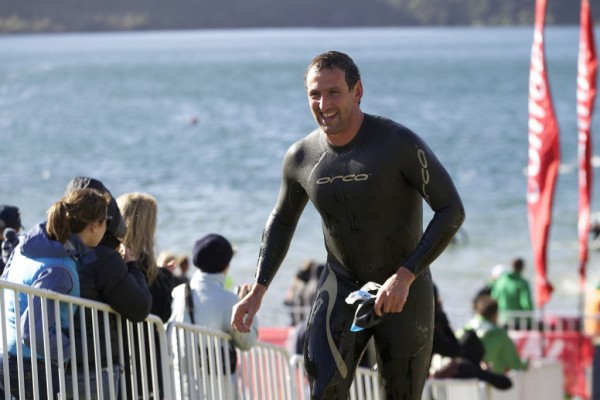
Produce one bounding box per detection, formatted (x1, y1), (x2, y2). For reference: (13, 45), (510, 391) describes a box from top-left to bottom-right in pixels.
(373, 267), (416, 317)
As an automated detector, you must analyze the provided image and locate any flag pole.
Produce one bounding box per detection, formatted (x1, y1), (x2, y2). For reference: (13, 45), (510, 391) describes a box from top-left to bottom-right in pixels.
(576, 0), (597, 311)
(577, 0), (597, 394)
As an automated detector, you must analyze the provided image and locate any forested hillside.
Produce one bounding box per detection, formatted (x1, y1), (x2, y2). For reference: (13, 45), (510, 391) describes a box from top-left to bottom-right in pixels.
(0, 0), (597, 33)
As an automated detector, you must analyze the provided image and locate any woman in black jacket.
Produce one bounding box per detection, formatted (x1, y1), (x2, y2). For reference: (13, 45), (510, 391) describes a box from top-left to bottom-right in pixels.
(64, 177), (153, 399)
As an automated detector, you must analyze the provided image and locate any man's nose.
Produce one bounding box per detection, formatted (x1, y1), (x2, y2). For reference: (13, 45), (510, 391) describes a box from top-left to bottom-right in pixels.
(319, 95), (329, 109)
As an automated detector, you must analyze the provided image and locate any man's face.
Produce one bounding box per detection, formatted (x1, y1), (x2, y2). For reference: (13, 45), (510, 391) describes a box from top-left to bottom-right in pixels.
(306, 66), (362, 137)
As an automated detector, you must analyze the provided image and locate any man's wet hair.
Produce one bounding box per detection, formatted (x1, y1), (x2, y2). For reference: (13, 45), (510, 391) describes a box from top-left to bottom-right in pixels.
(305, 51), (361, 91)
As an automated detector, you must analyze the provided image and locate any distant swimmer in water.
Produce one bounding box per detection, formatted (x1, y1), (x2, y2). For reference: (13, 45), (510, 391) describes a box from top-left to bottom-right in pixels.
(231, 51), (465, 399)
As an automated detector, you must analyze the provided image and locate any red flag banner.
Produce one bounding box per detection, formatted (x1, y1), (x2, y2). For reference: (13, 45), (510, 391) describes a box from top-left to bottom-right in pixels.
(577, 0), (597, 289)
(527, 0), (560, 308)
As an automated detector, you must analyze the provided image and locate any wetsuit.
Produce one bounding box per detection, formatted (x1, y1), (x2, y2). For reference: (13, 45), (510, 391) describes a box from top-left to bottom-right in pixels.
(255, 114), (465, 399)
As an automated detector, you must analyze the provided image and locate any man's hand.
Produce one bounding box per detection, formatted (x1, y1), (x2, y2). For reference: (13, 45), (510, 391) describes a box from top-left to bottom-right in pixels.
(231, 283), (267, 333)
(373, 267), (416, 317)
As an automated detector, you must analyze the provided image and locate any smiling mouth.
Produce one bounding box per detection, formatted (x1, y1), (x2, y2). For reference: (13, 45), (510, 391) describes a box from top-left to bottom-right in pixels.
(321, 110), (337, 123)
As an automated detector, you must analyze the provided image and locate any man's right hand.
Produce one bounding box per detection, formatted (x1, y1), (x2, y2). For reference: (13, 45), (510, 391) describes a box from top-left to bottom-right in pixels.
(231, 283), (267, 333)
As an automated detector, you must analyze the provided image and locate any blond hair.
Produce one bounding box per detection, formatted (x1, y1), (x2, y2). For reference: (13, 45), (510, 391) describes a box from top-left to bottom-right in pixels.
(117, 192), (158, 285)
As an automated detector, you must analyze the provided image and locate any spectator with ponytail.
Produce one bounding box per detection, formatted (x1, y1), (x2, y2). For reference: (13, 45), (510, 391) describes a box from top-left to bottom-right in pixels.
(64, 177), (153, 400)
(0, 188), (110, 400)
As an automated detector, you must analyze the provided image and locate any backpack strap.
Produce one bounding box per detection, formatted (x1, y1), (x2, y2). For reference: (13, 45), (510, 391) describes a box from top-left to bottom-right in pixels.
(185, 282), (195, 324)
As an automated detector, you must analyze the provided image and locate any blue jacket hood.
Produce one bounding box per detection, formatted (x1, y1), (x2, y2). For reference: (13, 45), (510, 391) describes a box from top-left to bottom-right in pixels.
(19, 221), (94, 263)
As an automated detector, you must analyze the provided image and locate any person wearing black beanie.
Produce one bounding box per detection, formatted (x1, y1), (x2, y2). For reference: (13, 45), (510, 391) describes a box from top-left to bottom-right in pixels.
(169, 233), (257, 399)
(192, 233), (234, 274)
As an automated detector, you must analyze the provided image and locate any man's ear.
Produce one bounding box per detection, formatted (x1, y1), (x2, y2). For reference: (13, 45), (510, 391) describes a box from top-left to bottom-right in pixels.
(353, 80), (363, 103)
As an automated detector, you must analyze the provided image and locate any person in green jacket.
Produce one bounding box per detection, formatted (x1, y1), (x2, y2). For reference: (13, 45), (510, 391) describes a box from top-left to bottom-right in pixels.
(491, 257), (534, 329)
(458, 294), (528, 374)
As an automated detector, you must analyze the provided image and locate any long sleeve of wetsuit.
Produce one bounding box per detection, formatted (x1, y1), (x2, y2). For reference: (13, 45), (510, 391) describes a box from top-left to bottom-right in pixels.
(398, 134), (465, 275)
(255, 144), (309, 288)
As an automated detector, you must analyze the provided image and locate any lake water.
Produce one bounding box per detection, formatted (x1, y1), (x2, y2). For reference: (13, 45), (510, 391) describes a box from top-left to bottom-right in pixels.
(1, 26), (598, 325)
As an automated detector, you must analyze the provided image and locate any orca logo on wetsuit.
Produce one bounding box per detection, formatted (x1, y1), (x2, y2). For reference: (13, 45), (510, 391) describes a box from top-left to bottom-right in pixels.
(316, 173), (370, 185)
(417, 147), (431, 204)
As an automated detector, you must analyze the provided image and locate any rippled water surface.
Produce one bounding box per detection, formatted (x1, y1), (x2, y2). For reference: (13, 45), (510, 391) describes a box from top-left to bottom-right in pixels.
(1, 26), (598, 324)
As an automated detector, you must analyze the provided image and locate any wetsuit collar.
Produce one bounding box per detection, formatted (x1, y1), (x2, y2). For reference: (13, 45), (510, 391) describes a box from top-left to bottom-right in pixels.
(320, 113), (368, 156)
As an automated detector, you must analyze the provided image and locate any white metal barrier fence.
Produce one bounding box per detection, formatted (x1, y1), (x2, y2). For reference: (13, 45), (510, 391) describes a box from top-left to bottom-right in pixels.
(167, 320), (296, 400)
(288, 354), (381, 400)
(0, 280), (573, 400)
(424, 378), (489, 400)
(0, 280), (383, 400)
(237, 340), (295, 400)
(0, 279), (173, 400)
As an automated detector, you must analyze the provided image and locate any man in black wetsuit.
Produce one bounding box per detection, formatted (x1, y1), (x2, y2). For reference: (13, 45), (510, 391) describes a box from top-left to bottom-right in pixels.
(231, 51), (465, 399)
